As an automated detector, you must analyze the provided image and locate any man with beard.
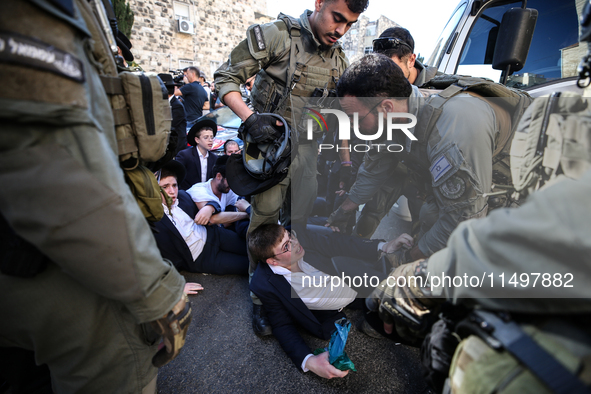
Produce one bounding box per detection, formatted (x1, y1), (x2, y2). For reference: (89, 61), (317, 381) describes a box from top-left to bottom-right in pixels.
(214, 0), (369, 336)
(155, 160), (249, 275)
(327, 53), (497, 266)
(186, 155), (250, 229)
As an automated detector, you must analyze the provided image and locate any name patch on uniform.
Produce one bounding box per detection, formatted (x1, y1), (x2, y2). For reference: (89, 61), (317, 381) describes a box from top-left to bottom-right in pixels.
(253, 25), (266, 51)
(430, 155), (452, 183)
(0, 31), (84, 82)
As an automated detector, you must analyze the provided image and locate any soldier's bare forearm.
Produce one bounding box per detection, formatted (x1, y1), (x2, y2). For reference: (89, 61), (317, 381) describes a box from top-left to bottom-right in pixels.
(223, 91), (254, 121)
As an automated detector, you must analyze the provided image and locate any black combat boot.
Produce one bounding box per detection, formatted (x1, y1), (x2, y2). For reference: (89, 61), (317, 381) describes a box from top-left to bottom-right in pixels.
(252, 304), (272, 336)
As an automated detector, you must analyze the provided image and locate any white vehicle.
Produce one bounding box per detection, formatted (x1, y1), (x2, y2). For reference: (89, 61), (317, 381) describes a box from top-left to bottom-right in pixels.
(426, 0), (586, 97)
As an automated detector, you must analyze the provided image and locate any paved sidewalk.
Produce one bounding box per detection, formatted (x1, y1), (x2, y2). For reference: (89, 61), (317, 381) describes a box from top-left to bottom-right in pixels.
(157, 207), (428, 393)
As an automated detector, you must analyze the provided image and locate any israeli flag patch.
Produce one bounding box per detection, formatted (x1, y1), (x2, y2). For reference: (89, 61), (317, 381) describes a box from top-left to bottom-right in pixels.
(430, 155), (452, 182)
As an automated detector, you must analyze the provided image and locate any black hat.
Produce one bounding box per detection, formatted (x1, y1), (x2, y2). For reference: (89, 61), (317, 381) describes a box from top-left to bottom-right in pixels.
(158, 73), (182, 87)
(116, 31), (134, 62)
(160, 160), (186, 185)
(187, 118), (217, 146)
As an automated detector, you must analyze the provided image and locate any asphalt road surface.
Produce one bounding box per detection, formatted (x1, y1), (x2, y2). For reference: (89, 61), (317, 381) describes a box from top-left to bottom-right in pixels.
(158, 204), (429, 394)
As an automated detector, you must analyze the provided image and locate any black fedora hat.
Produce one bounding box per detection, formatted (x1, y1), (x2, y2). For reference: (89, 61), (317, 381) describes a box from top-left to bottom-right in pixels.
(116, 31), (134, 62)
(158, 73), (182, 87)
(187, 118), (217, 146)
(160, 160), (186, 185)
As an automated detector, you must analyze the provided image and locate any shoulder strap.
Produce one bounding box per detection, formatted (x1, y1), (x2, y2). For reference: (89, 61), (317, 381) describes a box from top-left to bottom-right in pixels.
(462, 310), (591, 394)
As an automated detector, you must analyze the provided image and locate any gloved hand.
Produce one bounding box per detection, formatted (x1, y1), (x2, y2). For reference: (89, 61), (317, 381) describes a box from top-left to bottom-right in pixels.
(366, 260), (441, 341)
(150, 294), (192, 367)
(242, 113), (283, 143)
(325, 205), (356, 233)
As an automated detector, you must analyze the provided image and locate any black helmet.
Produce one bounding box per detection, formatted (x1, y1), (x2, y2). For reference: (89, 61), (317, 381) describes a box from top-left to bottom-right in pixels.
(226, 113), (295, 196)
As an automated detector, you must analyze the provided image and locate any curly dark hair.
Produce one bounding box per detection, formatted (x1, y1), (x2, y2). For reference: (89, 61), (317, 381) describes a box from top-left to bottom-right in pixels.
(337, 53), (412, 99)
(376, 27), (414, 59)
(326, 0), (369, 14)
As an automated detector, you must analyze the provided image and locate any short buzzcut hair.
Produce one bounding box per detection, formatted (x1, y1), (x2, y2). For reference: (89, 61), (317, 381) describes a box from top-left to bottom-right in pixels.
(325, 0), (368, 14)
(337, 53), (412, 99)
(376, 27), (415, 59)
(248, 224), (285, 264)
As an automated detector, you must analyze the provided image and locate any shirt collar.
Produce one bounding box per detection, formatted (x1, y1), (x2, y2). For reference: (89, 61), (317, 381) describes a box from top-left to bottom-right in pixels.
(269, 264), (291, 276)
(197, 147), (209, 159)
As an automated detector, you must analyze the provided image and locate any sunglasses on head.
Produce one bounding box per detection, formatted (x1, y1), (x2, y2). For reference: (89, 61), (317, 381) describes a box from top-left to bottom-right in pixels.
(372, 37), (413, 53)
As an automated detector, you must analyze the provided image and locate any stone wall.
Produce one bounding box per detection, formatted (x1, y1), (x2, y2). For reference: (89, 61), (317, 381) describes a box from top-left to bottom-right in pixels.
(128, 0), (271, 80)
(340, 15), (399, 63)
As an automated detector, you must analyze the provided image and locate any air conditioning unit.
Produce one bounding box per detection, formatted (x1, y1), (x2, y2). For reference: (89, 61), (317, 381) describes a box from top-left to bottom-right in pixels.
(178, 19), (194, 35)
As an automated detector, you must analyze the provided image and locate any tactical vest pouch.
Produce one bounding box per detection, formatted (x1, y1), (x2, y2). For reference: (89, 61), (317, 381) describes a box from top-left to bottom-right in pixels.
(101, 72), (171, 169)
(119, 72), (171, 166)
(123, 165), (165, 222)
(251, 69), (280, 114)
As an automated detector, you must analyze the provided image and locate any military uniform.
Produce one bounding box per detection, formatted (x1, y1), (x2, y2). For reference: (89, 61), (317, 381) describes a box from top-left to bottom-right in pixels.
(0, 0), (185, 392)
(349, 85), (497, 257)
(215, 10), (348, 273)
(413, 59), (439, 87)
(426, 170), (591, 394)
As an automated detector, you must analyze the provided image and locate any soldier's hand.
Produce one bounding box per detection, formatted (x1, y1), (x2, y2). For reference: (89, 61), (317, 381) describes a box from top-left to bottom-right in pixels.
(325, 206), (355, 233)
(366, 260), (440, 341)
(242, 113), (283, 143)
(150, 294), (192, 367)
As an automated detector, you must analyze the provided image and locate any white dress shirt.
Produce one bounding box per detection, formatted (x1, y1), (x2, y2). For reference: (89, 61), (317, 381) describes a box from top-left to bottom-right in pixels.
(163, 199), (207, 261)
(186, 178), (239, 209)
(197, 148), (209, 183)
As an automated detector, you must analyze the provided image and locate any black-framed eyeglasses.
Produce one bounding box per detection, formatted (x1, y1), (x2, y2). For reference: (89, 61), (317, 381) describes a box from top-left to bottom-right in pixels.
(271, 230), (298, 258)
(372, 37), (413, 53)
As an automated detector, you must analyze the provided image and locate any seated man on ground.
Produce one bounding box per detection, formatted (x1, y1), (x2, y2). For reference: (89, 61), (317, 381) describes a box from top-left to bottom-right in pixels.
(175, 118), (218, 190)
(154, 160), (249, 275)
(248, 223), (412, 379)
(187, 155), (250, 237)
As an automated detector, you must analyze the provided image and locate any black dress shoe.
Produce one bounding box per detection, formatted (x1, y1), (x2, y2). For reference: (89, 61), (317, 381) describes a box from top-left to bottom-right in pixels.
(252, 304), (272, 336)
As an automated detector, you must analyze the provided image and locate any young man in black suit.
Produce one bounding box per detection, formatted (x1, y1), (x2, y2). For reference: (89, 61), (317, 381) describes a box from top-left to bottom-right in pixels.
(154, 161), (248, 275)
(174, 118), (218, 190)
(248, 224), (412, 379)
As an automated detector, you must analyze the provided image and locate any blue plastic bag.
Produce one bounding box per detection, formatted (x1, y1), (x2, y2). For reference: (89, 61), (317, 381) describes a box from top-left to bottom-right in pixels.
(314, 318), (356, 372)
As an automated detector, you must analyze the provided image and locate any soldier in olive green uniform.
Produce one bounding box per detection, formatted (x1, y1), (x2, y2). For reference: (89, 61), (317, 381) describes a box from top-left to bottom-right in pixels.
(214, 0), (368, 335)
(328, 53), (497, 264)
(0, 1), (188, 392)
(367, 67), (591, 392)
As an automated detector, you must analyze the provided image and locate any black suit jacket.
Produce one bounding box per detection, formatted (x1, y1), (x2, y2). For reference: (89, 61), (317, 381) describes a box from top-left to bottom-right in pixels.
(250, 225), (381, 368)
(153, 190), (197, 271)
(175, 147), (217, 190)
(170, 96), (187, 155)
